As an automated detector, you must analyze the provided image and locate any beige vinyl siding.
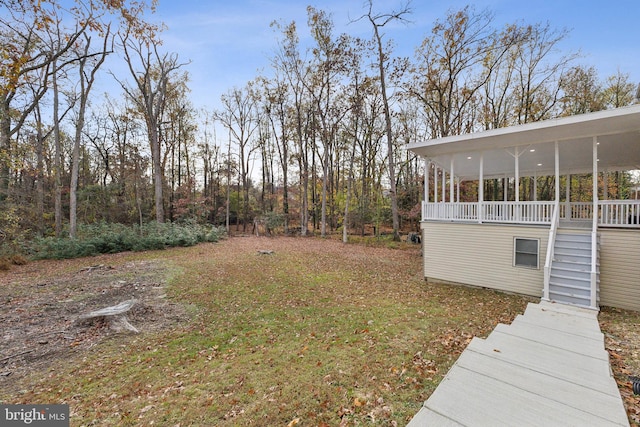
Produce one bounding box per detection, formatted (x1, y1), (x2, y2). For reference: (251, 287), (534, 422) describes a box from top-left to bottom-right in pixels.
(421, 222), (548, 297)
(599, 229), (640, 311)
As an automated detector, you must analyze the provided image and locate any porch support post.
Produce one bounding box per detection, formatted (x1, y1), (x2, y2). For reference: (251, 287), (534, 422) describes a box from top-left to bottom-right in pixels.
(442, 166), (446, 202)
(565, 174), (570, 220)
(450, 158), (455, 206)
(515, 148), (520, 222)
(424, 159), (430, 203)
(515, 148), (520, 202)
(554, 141), (560, 207)
(592, 137), (599, 225)
(434, 165), (438, 204)
(592, 136), (598, 224)
(590, 136), (599, 309)
(479, 153), (484, 223)
(504, 175), (508, 201)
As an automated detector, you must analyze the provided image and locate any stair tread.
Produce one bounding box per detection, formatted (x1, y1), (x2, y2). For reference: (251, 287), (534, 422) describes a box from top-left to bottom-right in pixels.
(549, 272), (591, 280)
(548, 290), (592, 301)
(554, 251), (591, 256)
(549, 280), (599, 288)
(552, 258), (592, 263)
(549, 282), (592, 291)
(551, 263), (596, 270)
(549, 285), (591, 295)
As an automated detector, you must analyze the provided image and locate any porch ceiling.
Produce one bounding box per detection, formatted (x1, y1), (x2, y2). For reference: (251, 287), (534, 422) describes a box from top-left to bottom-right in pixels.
(406, 105), (640, 180)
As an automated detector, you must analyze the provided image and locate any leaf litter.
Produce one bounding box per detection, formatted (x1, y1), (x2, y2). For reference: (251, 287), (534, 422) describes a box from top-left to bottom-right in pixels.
(0, 236), (638, 425)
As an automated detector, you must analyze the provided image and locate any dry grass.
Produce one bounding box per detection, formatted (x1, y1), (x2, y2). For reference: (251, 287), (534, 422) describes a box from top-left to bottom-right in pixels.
(3, 236), (635, 425)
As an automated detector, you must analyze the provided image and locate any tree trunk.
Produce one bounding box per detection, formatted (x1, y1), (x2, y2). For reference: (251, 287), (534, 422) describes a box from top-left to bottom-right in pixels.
(52, 60), (63, 237)
(34, 105), (45, 236)
(150, 123), (164, 223)
(343, 136), (357, 243)
(69, 126), (81, 238)
(0, 99), (11, 201)
(320, 147), (328, 238)
(374, 26), (400, 241)
(70, 69), (87, 238)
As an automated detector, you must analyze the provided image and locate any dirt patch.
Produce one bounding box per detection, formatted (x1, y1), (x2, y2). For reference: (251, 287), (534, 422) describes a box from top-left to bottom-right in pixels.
(0, 259), (187, 394)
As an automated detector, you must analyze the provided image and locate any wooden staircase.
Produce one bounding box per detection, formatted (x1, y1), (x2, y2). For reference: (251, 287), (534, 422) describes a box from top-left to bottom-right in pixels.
(548, 230), (599, 308)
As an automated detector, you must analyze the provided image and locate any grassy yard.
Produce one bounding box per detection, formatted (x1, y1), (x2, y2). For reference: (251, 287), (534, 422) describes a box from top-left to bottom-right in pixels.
(2, 236), (636, 426)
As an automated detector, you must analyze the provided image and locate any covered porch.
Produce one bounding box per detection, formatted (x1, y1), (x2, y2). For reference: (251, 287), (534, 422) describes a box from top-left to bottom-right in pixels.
(407, 105), (640, 310)
(415, 105), (640, 228)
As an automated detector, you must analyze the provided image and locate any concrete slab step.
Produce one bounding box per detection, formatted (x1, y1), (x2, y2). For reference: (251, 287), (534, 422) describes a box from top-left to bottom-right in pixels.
(469, 336), (616, 394)
(525, 301), (599, 321)
(548, 296), (599, 309)
(407, 303), (628, 427)
(511, 314), (604, 342)
(406, 406), (464, 426)
(414, 359), (624, 427)
(491, 322), (608, 360)
(455, 348), (629, 424)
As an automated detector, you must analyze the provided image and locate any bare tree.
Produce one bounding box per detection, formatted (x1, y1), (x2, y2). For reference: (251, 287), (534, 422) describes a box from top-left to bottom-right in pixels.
(306, 6), (351, 237)
(69, 27), (112, 238)
(215, 84), (260, 232)
(271, 20), (312, 235)
(410, 6), (522, 136)
(261, 76), (291, 233)
(512, 22), (577, 123)
(0, 4), (90, 202)
(116, 31), (187, 223)
(359, 0), (412, 241)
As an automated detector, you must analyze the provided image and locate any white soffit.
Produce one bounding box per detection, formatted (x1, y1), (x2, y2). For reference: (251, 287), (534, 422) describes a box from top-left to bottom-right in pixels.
(407, 104), (640, 180)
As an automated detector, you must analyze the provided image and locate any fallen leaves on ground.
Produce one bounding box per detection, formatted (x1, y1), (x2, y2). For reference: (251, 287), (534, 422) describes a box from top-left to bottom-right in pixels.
(2, 236), (637, 425)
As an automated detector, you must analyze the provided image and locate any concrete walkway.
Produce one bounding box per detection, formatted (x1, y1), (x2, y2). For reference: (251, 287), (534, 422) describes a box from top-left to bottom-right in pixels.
(407, 301), (629, 426)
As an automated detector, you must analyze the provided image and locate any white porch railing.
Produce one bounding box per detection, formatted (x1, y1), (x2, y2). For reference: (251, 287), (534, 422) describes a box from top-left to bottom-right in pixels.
(422, 201), (555, 224)
(422, 200), (640, 227)
(599, 200), (640, 227)
(422, 202), (478, 222)
(559, 202), (593, 221)
(483, 201), (555, 224)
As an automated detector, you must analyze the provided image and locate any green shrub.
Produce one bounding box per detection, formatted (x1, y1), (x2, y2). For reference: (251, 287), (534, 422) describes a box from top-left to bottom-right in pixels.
(32, 237), (98, 260)
(30, 222), (226, 260)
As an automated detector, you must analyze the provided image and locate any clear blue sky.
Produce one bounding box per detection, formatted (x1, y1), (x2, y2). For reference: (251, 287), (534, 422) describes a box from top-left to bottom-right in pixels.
(151, 0), (640, 111)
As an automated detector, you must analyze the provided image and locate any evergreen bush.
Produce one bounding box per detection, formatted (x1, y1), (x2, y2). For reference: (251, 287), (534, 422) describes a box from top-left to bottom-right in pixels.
(30, 222), (225, 260)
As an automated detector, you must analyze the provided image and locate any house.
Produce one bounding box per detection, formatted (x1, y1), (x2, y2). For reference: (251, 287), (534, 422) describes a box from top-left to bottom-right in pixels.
(406, 104), (640, 311)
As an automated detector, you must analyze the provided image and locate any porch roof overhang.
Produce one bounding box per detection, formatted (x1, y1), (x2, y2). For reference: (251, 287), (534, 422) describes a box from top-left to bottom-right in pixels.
(406, 104), (640, 180)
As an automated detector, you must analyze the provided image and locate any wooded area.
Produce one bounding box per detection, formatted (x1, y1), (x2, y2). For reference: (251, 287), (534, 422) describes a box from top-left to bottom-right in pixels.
(1, 0), (638, 252)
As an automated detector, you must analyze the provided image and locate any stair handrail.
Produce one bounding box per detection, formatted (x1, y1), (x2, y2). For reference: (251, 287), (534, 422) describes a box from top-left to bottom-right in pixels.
(543, 201), (560, 301)
(589, 205), (599, 309)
